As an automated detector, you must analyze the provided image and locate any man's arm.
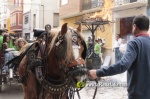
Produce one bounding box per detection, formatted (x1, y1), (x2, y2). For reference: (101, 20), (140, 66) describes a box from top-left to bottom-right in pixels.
(89, 40), (138, 79)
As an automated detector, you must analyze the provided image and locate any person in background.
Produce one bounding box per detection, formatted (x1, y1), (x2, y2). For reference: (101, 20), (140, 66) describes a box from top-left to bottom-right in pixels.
(89, 15), (150, 99)
(98, 38), (104, 64)
(113, 34), (122, 62)
(0, 31), (3, 60)
(87, 37), (93, 56)
(119, 39), (127, 57)
(2, 34), (11, 55)
(87, 37), (92, 48)
(17, 38), (29, 53)
(94, 39), (101, 56)
(2, 34), (14, 72)
(0, 32), (3, 48)
(11, 38), (19, 51)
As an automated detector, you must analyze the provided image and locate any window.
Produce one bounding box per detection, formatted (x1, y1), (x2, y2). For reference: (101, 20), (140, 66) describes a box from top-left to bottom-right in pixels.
(19, 13), (23, 25)
(4, 24), (6, 28)
(33, 14), (36, 29)
(14, 0), (21, 6)
(0, 7), (1, 15)
(10, 16), (12, 26)
(13, 14), (16, 25)
(24, 15), (28, 24)
(11, 14), (16, 26)
(19, 0), (22, 6)
(130, 0), (137, 3)
(61, 0), (68, 5)
(53, 13), (59, 27)
(4, 5), (7, 13)
(1, 5), (3, 14)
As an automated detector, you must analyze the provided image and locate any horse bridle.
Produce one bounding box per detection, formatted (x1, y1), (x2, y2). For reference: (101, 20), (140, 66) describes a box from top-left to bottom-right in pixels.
(54, 28), (98, 99)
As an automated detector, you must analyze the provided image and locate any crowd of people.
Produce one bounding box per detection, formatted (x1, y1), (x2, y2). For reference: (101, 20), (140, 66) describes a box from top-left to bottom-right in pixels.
(87, 36), (105, 64)
(113, 34), (135, 63)
(0, 32), (29, 73)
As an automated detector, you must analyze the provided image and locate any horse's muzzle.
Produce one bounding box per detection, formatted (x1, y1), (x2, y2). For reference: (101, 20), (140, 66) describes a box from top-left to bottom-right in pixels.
(69, 66), (88, 78)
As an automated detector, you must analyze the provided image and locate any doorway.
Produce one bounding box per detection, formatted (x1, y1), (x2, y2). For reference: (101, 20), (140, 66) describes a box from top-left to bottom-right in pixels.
(120, 16), (134, 41)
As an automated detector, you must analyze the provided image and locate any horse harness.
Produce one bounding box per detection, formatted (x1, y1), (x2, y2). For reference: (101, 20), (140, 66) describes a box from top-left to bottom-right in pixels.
(27, 28), (89, 93)
(7, 27), (98, 99)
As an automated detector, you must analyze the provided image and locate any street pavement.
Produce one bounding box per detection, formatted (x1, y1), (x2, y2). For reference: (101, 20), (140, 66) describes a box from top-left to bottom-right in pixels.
(74, 72), (127, 99)
(0, 72), (127, 99)
(0, 83), (24, 99)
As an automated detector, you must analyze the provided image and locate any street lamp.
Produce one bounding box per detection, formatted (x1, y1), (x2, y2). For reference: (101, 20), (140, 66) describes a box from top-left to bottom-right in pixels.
(41, 5), (44, 28)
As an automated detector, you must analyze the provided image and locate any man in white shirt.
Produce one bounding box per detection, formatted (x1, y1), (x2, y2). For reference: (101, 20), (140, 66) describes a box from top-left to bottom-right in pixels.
(119, 39), (127, 57)
(113, 35), (122, 62)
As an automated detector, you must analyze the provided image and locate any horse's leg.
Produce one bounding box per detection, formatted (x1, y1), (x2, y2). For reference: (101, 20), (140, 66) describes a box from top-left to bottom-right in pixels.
(24, 72), (37, 99)
(18, 56), (37, 99)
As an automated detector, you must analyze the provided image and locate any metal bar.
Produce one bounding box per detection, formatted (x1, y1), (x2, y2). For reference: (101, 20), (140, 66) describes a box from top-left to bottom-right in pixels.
(85, 24), (92, 31)
(93, 24), (99, 32)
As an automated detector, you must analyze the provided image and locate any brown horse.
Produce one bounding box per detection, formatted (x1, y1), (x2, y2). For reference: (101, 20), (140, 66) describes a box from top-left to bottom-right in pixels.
(18, 23), (87, 99)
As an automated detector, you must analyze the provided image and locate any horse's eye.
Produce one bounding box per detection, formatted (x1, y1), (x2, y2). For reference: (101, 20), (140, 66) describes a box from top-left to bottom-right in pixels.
(72, 36), (78, 42)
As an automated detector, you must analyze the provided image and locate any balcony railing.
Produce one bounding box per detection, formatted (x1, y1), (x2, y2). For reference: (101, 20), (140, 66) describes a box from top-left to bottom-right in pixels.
(115, 0), (146, 6)
(82, 0), (104, 11)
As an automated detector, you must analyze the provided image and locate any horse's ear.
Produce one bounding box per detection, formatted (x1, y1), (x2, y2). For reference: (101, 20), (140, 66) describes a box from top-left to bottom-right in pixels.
(77, 23), (82, 32)
(61, 23), (68, 35)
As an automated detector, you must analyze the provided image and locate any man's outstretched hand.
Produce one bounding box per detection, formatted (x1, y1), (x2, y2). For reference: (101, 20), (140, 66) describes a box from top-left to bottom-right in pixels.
(88, 70), (98, 79)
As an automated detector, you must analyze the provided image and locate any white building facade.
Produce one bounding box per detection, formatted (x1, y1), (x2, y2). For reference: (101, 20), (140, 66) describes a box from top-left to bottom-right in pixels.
(22, 0), (32, 40)
(0, 0), (10, 29)
(112, 0), (148, 47)
(22, 0), (59, 40)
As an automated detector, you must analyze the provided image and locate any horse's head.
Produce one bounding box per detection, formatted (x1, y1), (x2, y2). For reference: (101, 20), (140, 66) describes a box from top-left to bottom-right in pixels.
(48, 23), (87, 88)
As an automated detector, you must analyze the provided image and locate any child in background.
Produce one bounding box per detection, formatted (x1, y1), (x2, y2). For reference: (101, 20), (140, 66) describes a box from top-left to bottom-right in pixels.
(17, 38), (29, 54)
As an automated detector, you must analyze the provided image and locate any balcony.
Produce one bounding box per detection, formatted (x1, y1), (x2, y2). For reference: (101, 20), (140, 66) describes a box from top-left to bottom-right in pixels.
(82, 0), (103, 11)
(112, 0), (147, 12)
(115, 0), (146, 6)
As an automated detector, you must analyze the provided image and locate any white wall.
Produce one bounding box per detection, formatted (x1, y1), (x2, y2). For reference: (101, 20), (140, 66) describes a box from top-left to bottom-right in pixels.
(23, 0), (31, 13)
(41, 0), (59, 28)
(22, 0), (41, 40)
(22, 12), (31, 38)
(31, 0), (41, 29)
(22, 0), (31, 38)
(22, 0), (59, 40)
(0, 0), (10, 29)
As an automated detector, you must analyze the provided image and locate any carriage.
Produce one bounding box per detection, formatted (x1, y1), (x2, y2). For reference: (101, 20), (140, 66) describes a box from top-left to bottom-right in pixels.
(0, 29), (20, 92)
(0, 46), (20, 92)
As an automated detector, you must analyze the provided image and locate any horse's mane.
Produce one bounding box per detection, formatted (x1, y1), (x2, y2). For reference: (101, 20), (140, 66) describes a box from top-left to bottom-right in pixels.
(48, 26), (87, 64)
(19, 43), (30, 54)
(48, 28), (74, 63)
